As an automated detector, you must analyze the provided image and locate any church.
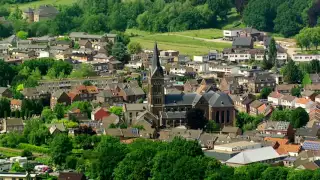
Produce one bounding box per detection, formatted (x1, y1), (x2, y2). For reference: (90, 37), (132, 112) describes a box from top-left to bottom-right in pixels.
(147, 43), (236, 128)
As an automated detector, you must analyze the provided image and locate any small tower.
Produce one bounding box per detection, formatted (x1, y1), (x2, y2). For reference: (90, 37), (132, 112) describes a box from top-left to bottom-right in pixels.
(148, 42), (164, 115)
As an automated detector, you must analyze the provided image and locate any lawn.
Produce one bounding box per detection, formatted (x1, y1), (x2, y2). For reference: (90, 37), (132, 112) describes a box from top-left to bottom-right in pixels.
(171, 29), (223, 39)
(13, 0), (76, 9)
(131, 34), (231, 56)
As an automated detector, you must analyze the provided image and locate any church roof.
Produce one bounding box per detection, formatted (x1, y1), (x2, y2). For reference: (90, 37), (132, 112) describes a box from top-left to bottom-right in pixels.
(164, 91), (234, 107)
(151, 42), (164, 77)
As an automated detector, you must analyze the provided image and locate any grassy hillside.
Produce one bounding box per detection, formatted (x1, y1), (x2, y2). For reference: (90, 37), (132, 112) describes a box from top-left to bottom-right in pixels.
(13, 0), (76, 9)
(127, 29), (231, 56)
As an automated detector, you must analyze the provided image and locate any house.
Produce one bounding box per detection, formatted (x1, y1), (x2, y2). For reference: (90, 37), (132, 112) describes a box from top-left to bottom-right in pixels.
(184, 79), (199, 93)
(91, 107), (110, 121)
(193, 55), (209, 62)
(96, 90), (123, 105)
(33, 5), (59, 22)
(264, 137), (301, 156)
(230, 94), (255, 113)
(79, 40), (92, 49)
(50, 90), (71, 109)
(69, 32), (117, 43)
(108, 60), (124, 72)
(219, 76), (242, 94)
(310, 74), (320, 84)
(295, 98), (315, 112)
(302, 90), (317, 101)
(280, 95), (297, 108)
(58, 172), (86, 180)
(133, 110), (158, 138)
(223, 29), (242, 41)
(248, 73), (276, 93)
(232, 37), (254, 49)
(123, 104), (148, 124)
(239, 27), (262, 41)
(268, 91), (284, 106)
(276, 84), (297, 94)
(305, 84), (320, 91)
(119, 86), (145, 103)
(72, 85), (99, 102)
(101, 113), (120, 129)
(226, 146), (283, 167)
(295, 125), (320, 144)
(68, 108), (87, 121)
(0, 87), (12, 98)
(296, 161), (320, 170)
(10, 99), (22, 111)
(0, 118), (24, 133)
(221, 126), (242, 136)
(249, 100), (264, 116)
(47, 123), (66, 135)
(257, 121), (295, 140)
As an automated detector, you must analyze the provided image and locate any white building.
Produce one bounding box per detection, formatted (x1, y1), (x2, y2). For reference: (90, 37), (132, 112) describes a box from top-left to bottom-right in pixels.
(186, 62), (208, 73)
(170, 66), (187, 74)
(227, 53), (251, 62)
(193, 55), (209, 62)
(293, 54), (320, 62)
(223, 29), (242, 40)
(255, 53), (287, 61)
(214, 141), (262, 152)
(208, 65), (239, 75)
(125, 61), (142, 69)
(268, 92), (284, 106)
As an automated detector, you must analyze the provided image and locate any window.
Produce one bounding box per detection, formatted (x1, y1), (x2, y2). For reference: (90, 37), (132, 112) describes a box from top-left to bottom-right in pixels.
(215, 111), (220, 123)
(221, 111), (225, 123)
(227, 110), (230, 123)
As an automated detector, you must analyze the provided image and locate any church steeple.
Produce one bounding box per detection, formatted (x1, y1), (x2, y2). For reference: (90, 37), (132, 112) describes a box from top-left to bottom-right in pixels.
(151, 42), (163, 76)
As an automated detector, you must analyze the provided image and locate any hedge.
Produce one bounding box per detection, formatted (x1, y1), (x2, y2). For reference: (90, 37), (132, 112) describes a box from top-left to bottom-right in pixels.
(17, 143), (50, 154)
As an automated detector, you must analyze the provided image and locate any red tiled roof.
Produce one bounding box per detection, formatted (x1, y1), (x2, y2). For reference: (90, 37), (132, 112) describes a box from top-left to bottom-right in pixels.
(11, 99), (22, 106)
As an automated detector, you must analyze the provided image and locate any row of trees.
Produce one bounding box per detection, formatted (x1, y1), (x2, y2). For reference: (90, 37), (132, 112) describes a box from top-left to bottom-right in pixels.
(271, 107), (309, 128)
(296, 27), (320, 50)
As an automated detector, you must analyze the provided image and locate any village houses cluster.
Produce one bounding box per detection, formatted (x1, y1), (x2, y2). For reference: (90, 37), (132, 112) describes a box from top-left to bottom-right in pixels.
(1, 16), (320, 177)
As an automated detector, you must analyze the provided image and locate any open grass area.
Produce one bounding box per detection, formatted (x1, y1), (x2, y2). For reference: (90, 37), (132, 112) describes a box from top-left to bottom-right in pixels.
(219, 8), (246, 30)
(131, 33), (231, 56)
(13, 0), (76, 10)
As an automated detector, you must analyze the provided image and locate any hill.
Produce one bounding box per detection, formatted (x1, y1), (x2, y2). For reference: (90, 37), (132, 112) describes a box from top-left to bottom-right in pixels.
(13, 0), (76, 9)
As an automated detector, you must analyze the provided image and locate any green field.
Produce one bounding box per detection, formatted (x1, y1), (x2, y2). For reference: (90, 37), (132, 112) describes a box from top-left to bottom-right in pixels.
(13, 0), (76, 9)
(130, 32), (231, 56)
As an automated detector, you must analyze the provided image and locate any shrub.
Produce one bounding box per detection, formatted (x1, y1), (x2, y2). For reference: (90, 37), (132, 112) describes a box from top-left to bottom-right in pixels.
(17, 143), (50, 154)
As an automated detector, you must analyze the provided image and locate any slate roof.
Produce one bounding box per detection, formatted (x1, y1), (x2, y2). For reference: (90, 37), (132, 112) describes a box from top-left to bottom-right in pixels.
(251, 73), (276, 83)
(226, 146), (281, 165)
(250, 100), (263, 109)
(232, 37), (253, 47)
(160, 111), (186, 119)
(0, 87), (8, 94)
(5, 118), (23, 126)
(296, 126), (319, 137)
(35, 5), (59, 17)
(222, 126), (241, 134)
(164, 91), (233, 108)
(124, 103), (147, 111)
(264, 121), (290, 131)
(97, 90), (113, 98)
(263, 36), (272, 46)
(52, 89), (65, 98)
(281, 95), (296, 102)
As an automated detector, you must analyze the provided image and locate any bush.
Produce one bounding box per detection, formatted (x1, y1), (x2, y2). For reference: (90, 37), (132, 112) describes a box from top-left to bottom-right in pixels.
(21, 150), (33, 158)
(17, 143), (50, 154)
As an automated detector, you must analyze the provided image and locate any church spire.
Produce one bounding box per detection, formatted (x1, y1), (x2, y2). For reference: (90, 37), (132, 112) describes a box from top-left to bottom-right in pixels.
(152, 42), (163, 76)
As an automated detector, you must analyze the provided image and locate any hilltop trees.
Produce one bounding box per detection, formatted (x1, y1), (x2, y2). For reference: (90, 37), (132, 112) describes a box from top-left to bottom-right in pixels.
(296, 27), (320, 50)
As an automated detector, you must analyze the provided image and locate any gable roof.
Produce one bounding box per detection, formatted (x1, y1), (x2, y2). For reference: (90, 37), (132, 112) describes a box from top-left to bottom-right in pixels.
(250, 100), (263, 109)
(58, 172), (85, 180)
(269, 91), (283, 99)
(226, 146), (280, 165)
(222, 126), (241, 134)
(232, 37), (253, 47)
(5, 118), (23, 126)
(0, 87), (8, 94)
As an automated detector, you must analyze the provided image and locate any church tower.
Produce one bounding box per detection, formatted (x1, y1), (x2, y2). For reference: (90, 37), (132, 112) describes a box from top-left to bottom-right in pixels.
(148, 42), (164, 116)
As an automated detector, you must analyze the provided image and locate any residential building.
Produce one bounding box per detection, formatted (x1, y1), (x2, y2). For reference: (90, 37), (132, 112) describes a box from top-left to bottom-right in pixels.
(276, 84), (298, 94)
(0, 172), (38, 180)
(232, 37), (254, 49)
(123, 104), (148, 125)
(292, 54), (320, 62)
(249, 100), (264, 116)
(71, 85), (99, 102)
(10, 99), (22, 111)
(223, 29), (242, 41)
(257, 121), (295, 140)
(193, 55), (209, 62)
(268, 91), (284, 106)
(50, 90), (71, 109)
(91, 107), (110, 121)
(0, 118), (24, 133)
(248, 73), (276, 93)
(69, 32), (117, 43)
(58, 172), (86, 180)
(295, 98), (315, 112)
(302, 141), (320, 151)
(230, 94), (255, 113)
(280, 95), (297, 108)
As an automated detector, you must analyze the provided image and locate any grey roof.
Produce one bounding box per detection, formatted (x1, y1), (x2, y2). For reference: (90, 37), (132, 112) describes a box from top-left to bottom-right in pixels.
(164, 91), (233, 107)
(35, 5), (59, 17)
(94, 53), (108, 59)
(0, 87), (8, 94)
(97, 90), (113, 98)
(222, 126), (241, 134)
(123, 88), (135, 96)
(5, 118), (23, 126)
(281, 95), (296, 102)
(50, 46), (69, 51)
(151, 43), (164, 77)
(131, 87), (145, 96)
(204, 150), (239, 162)
(109, 60), (122, 64)
(18, 44), (47, 49)
(52, 89), (66, 98)
(47, 123), (66, 132)
(124, 103), (147, 111)
(251, 73), (276, 83)
(70, 32), (117, 39)
(226, 146), (281, 165)
(232, 37), (253, 47)
(160, 111), (186, 119)
(22, 88), (38, 97)
(296, 126), (319, 137)
(263, 37), (272, 46)
(250, 100), (263, 108)
(302, 90), (316, 97)
(264, 121), (290, 131)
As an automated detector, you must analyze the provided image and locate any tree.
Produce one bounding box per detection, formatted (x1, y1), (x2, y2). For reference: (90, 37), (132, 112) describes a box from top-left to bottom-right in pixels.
(290, 107), (309, 128)
(0, 60), (16, 87)
(205, 121), (220, 133)
(291, 87), (302, 97)
(311, 27), (320, 50)
(46, 68), (57, 79)
(283, 59), (302, 83)
(262, 51), (272, 70)
(109, 106), (123, 116)
(65, 155), (78, 170)
(50, 134), (73, 166)
(186, 108), (207, 129)
(90, 136), (128, 180)
(302, 73), (312, 86)
(268, 38), (277, 68)
(83, 80), (92, 86)
(260, 167), (288, 180)
(235, 0), (249, 15)
(16, 30), (28, 40)
(287, 170), (314, 180)
(69, 64), (96, 78)
(310, 59), (320, 73)
(128, 42), (142, 54)
(270, 109), (291, 121)
(259, 87), (272, 99)
(53, 103), (65, 119)
(112, 42), (129, 63)
(169, 137), (203, 157)
(207, 0), (232, 21)
(41, 108), (56, 123)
